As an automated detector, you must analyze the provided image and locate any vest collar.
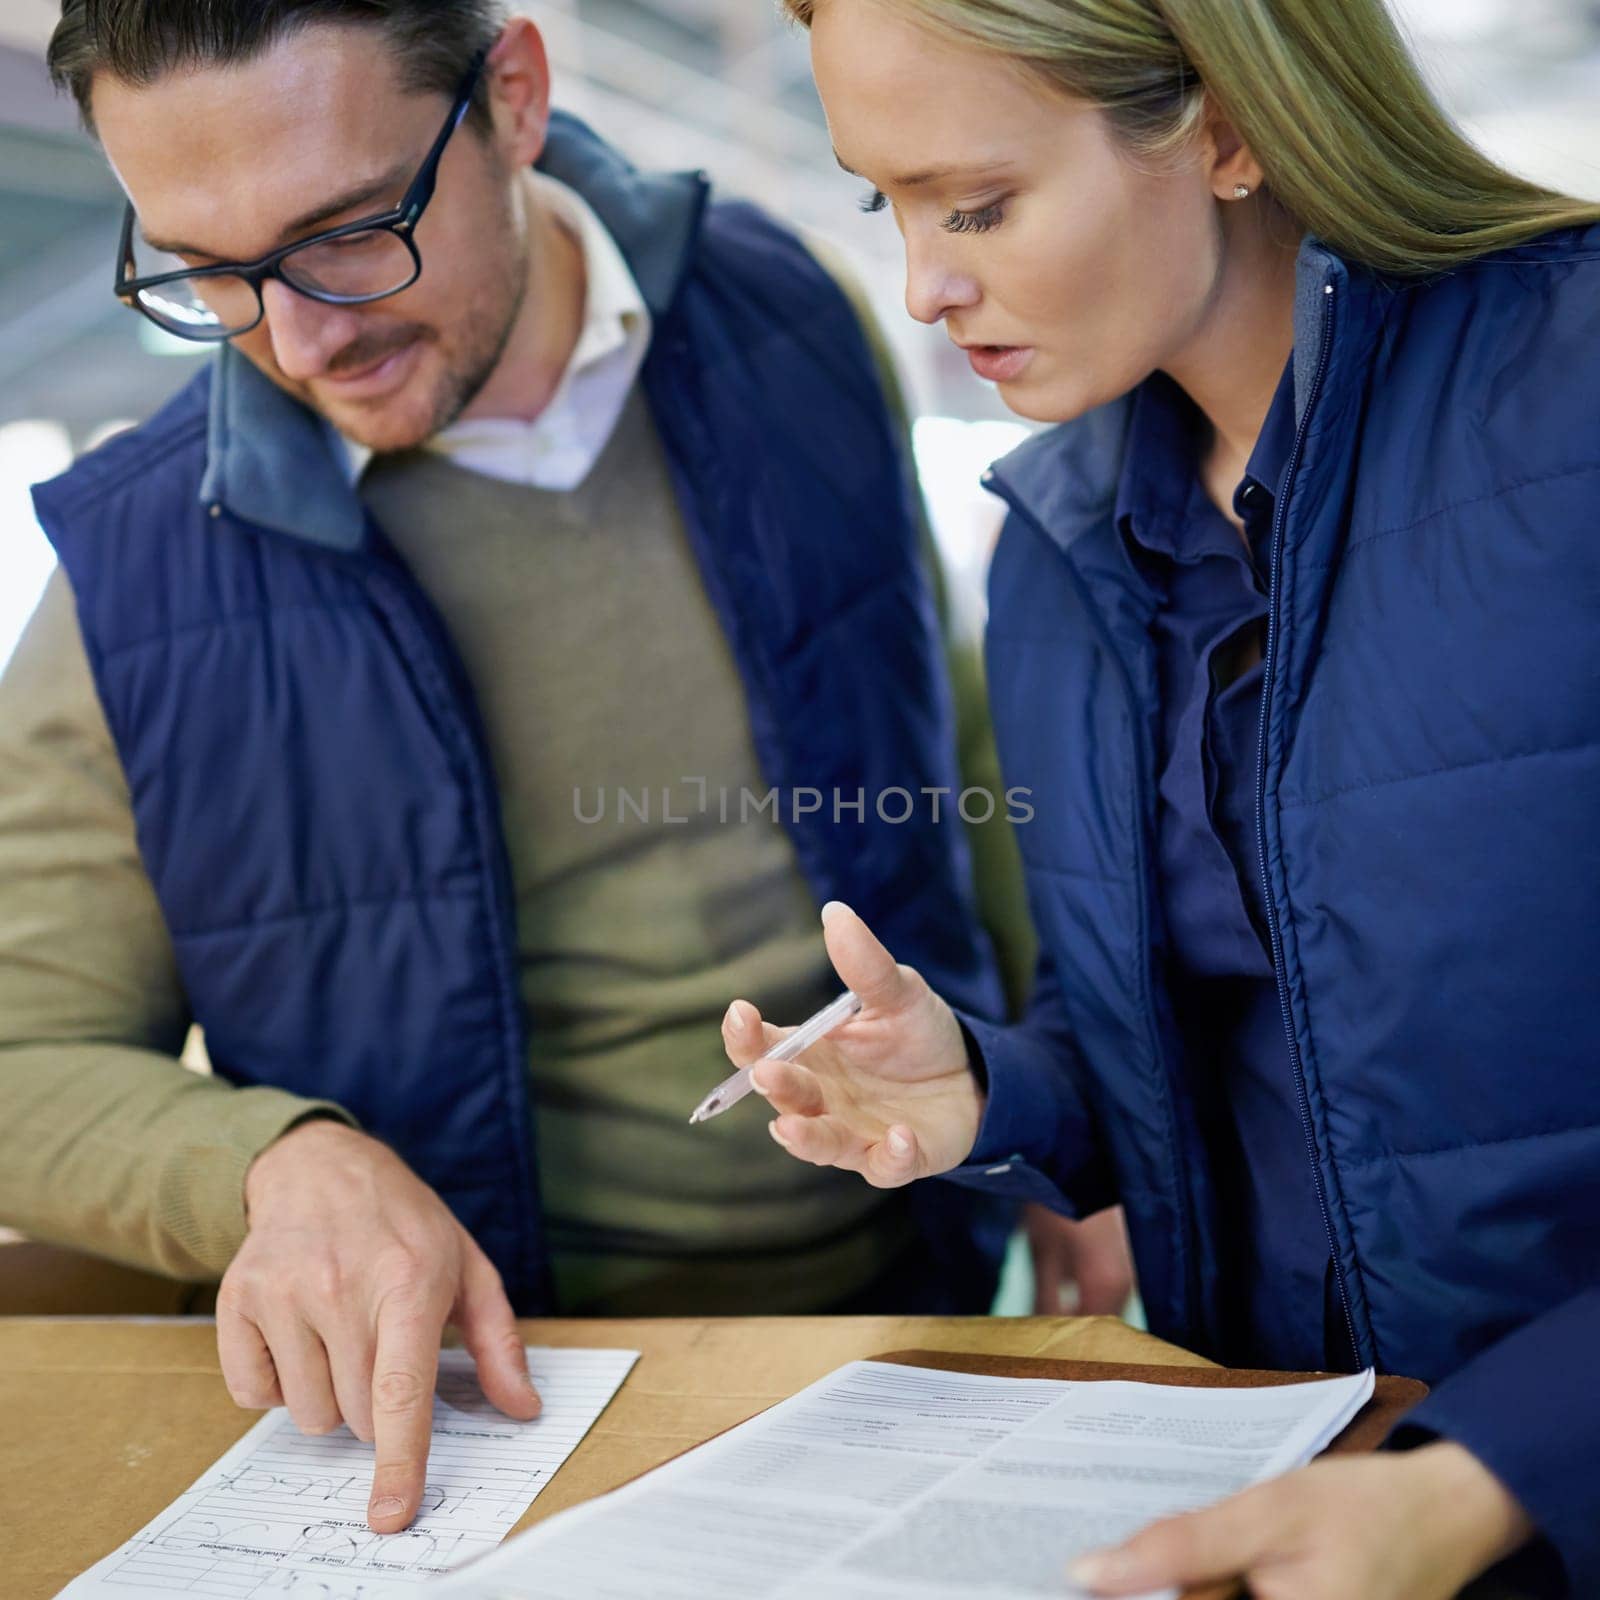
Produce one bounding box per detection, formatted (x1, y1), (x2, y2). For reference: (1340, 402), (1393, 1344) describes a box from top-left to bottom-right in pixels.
(198, 112), (709, 552)
(985, 238), (1375, 555)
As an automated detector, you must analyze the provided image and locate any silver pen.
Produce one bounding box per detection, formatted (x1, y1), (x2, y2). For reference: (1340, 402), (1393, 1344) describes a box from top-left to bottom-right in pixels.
(689, 990), (862, 1124)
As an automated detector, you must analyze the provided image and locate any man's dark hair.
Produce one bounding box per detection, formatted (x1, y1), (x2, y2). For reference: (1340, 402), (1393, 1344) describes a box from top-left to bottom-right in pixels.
(49, 0), (505, 132)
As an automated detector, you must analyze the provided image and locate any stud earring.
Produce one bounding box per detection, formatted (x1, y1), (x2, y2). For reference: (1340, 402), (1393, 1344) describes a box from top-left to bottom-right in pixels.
(1233, 184), (1252, 199)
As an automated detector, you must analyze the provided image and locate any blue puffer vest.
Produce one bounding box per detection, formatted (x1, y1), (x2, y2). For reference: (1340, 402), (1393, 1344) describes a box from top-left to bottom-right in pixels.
(31, 114), (1010, 1312)
(969, 227), (1600, 1382)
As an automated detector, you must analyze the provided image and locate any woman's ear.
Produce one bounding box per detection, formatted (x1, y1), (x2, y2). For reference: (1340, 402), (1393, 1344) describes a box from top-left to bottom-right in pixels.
(1201, 98), (1265, 200)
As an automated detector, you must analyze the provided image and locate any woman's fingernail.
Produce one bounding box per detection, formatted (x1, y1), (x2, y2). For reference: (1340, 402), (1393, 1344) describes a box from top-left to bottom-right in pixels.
(723, 1001), (742, 1029)
(820, 900), (846, 924)
(887, 1129), (911, 1157)
(370, 1496), (406, 1521)
(1068, 1552), (1116, 1589)
(750, 1069), (771, 1096)
(768, 1121), (793, 1149)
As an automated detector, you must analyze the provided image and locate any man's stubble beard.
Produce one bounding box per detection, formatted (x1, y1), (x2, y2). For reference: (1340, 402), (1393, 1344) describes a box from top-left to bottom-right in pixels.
(418, 225), (532, 441)
(350, 174), (534, 455)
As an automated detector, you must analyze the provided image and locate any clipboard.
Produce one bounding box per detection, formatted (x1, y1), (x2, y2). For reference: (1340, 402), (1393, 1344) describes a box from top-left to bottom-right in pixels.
(872, 1349), (1429, 1600)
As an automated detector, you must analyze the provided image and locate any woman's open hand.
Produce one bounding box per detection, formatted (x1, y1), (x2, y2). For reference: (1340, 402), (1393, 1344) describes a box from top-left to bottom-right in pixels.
(720, 902), (983, 1185)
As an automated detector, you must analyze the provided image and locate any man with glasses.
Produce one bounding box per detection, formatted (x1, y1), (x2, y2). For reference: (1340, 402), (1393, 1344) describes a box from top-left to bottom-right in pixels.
(0, 0), (1076, 1535)
(114, 46), (479, 344)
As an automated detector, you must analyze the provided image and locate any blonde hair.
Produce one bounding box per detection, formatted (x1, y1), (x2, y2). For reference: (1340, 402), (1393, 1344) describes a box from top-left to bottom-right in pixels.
(784, 0), (1600, 276)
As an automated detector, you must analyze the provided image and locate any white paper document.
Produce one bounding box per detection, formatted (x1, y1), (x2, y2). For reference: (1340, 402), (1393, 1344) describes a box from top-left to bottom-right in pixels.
(56, 1344), (639, 1600)
(413, 1359), (1375, 1600)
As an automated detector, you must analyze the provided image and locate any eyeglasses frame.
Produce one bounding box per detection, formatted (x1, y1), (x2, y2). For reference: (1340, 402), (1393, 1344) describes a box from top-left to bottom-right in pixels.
(114, 46), (491, 344)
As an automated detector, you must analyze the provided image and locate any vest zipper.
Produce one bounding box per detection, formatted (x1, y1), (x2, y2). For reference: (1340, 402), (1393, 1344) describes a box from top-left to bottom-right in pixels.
(979, 474), (1205, 1344)
(358, 545), (549, 1310)
(1255, 278), (1364, 1368)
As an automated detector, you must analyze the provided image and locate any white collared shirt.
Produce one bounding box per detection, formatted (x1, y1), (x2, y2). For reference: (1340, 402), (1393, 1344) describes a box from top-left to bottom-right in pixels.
(342, 171), (651, 491)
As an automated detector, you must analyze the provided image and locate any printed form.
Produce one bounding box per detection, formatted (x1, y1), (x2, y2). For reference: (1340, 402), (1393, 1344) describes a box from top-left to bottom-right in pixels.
(411, 1359), (1374, 1600)
(56, 1344), (638, 1600)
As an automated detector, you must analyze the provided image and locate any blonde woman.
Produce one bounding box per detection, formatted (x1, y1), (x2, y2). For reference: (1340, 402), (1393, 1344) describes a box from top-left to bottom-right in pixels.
(721, 1), (1600, 1594)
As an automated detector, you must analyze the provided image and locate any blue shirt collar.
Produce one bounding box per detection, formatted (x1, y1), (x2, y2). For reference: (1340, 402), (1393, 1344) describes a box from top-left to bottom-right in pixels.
(1112, 354), (1298, 564)
(1237, 352), (1299, 513)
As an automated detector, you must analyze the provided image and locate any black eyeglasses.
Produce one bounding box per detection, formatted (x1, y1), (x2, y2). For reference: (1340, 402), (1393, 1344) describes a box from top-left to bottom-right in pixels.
(115, 48), (489, 344)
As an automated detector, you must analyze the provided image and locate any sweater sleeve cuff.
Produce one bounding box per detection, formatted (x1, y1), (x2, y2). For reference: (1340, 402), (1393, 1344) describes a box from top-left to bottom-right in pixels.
(156, 1089), (359, 1279)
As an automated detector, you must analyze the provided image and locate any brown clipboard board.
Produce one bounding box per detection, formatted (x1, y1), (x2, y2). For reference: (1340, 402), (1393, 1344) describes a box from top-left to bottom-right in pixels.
(872, 1349), (1430, 1600)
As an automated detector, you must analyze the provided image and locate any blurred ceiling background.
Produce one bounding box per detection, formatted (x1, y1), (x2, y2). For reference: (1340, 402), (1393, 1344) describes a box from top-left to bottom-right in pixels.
(2, 0), (1599, 661)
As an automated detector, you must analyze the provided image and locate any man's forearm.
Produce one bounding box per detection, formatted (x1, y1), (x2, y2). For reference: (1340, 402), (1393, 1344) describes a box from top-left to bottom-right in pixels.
(0, 570), (353, 1281)
(0, 1040), (353, 1280)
